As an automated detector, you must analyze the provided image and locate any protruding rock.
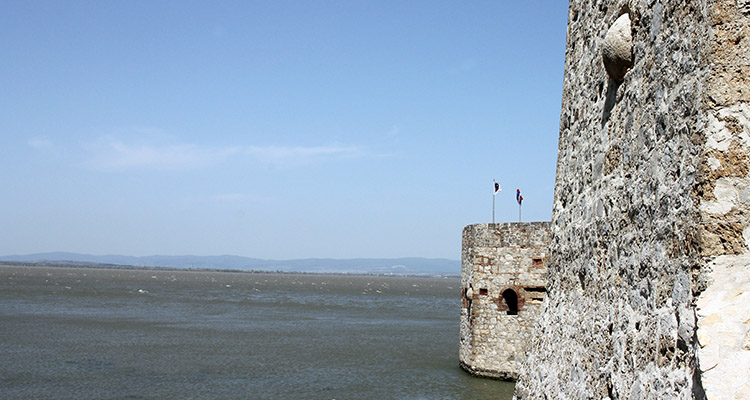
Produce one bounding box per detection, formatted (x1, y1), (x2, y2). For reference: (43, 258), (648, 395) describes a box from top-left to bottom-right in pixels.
(602, 13), (633, 82)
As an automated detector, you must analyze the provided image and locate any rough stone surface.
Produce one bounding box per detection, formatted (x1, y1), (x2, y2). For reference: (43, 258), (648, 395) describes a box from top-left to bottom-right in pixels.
(695, 254), (750, 400)
(603, 13), (634, 82)
(513, 1), (750, 399)
(459, 222), (551, 380)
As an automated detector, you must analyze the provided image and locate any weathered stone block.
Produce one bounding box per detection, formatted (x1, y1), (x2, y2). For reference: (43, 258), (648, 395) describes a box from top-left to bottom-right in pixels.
(603, 13), (633, 82)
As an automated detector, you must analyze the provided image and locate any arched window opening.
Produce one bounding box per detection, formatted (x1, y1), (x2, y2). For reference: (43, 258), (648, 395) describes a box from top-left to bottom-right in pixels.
(502, 289), (519, 315)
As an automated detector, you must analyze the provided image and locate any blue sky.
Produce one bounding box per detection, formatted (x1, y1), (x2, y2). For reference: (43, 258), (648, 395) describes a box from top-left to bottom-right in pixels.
(1, 1), (568, 260)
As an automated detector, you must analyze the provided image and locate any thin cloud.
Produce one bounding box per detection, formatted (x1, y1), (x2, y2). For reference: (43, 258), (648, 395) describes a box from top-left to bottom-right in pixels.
(387, 126), (401, 137)
(212, 193), (265, 202)
(84, 136), (363, 171)
(447, 58), (478, 75)
(85, 136), (240, 171)
(28, 137), (55, 150)
(245, 144), (361, 166)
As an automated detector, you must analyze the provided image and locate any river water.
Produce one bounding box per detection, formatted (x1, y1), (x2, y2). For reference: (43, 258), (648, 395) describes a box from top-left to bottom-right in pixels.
(0, 265), (514, 399)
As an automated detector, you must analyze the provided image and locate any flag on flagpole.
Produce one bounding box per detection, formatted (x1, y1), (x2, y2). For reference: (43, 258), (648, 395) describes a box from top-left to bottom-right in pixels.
(493, 181), (502, 196)
(516, 189), (523, 205)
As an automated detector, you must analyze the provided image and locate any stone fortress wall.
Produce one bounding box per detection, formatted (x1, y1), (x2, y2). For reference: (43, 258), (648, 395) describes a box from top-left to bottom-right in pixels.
(459, 222), (551, 380)
(509, 1), (750, 399)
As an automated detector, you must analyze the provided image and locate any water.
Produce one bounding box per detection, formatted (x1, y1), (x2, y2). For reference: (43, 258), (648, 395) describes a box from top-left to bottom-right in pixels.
(0, 265), (514, 399)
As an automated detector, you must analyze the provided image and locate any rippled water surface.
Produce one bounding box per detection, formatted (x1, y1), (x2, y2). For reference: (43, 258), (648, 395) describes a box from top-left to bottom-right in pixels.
(0, 266), (514, 399)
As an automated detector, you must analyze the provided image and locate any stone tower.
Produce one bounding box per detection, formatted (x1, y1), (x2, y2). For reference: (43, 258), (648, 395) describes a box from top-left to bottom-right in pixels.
(514, 1), (750, 399)
(459, 222), (551, 380)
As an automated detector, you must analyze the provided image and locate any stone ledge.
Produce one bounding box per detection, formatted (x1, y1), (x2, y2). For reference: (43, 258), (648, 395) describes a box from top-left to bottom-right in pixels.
(459, 360), (518, 381)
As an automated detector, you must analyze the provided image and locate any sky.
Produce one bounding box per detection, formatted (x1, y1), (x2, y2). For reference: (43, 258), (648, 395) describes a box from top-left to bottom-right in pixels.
(1, 1), (569, 260)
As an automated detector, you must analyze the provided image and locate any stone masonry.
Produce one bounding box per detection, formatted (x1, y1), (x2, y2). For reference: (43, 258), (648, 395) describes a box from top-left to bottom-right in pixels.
(512, 1), (750, 399)
(459, 222), (551, 380)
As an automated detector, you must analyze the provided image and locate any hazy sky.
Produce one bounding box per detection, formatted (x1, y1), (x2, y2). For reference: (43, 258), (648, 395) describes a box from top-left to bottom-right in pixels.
(1, 1), (569, 260)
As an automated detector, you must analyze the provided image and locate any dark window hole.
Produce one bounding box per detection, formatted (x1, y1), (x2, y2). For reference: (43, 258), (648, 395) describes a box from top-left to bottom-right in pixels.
(502, 289), (519, 315)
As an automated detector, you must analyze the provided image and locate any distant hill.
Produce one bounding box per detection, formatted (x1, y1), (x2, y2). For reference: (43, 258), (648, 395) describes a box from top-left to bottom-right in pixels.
(0, 252), (460, 276)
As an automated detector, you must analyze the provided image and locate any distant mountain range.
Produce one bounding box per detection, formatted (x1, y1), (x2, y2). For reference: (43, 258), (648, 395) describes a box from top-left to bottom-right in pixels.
(0, 252), (460, 276)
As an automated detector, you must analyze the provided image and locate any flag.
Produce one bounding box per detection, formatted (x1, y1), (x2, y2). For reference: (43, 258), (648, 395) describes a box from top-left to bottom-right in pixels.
(493, 181), (501, 196)
(516, 189), (523, 205)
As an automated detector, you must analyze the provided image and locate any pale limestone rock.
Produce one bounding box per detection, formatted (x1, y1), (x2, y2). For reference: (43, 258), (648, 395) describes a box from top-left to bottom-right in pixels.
(700, 177), (750, 215)
(706, 113), (735, 151)
(602, 13), (633, 82)
(697, 254), (750, 400)
(697, 328), (711, 348)
(708, 157), (721, 170)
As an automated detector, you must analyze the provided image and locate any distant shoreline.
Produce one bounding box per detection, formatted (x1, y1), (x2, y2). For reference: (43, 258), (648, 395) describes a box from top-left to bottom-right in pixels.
(0, 261), (459, 279)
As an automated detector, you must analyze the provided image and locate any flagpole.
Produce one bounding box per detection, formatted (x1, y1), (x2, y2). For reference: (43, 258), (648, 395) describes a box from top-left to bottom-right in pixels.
(516, 189), (522, 223)
(492, 180), (501, 224)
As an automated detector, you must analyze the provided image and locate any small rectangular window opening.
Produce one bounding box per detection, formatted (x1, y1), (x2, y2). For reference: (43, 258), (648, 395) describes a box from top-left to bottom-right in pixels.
(526, 286), (546, 302)
(479, 288), (488, 296)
